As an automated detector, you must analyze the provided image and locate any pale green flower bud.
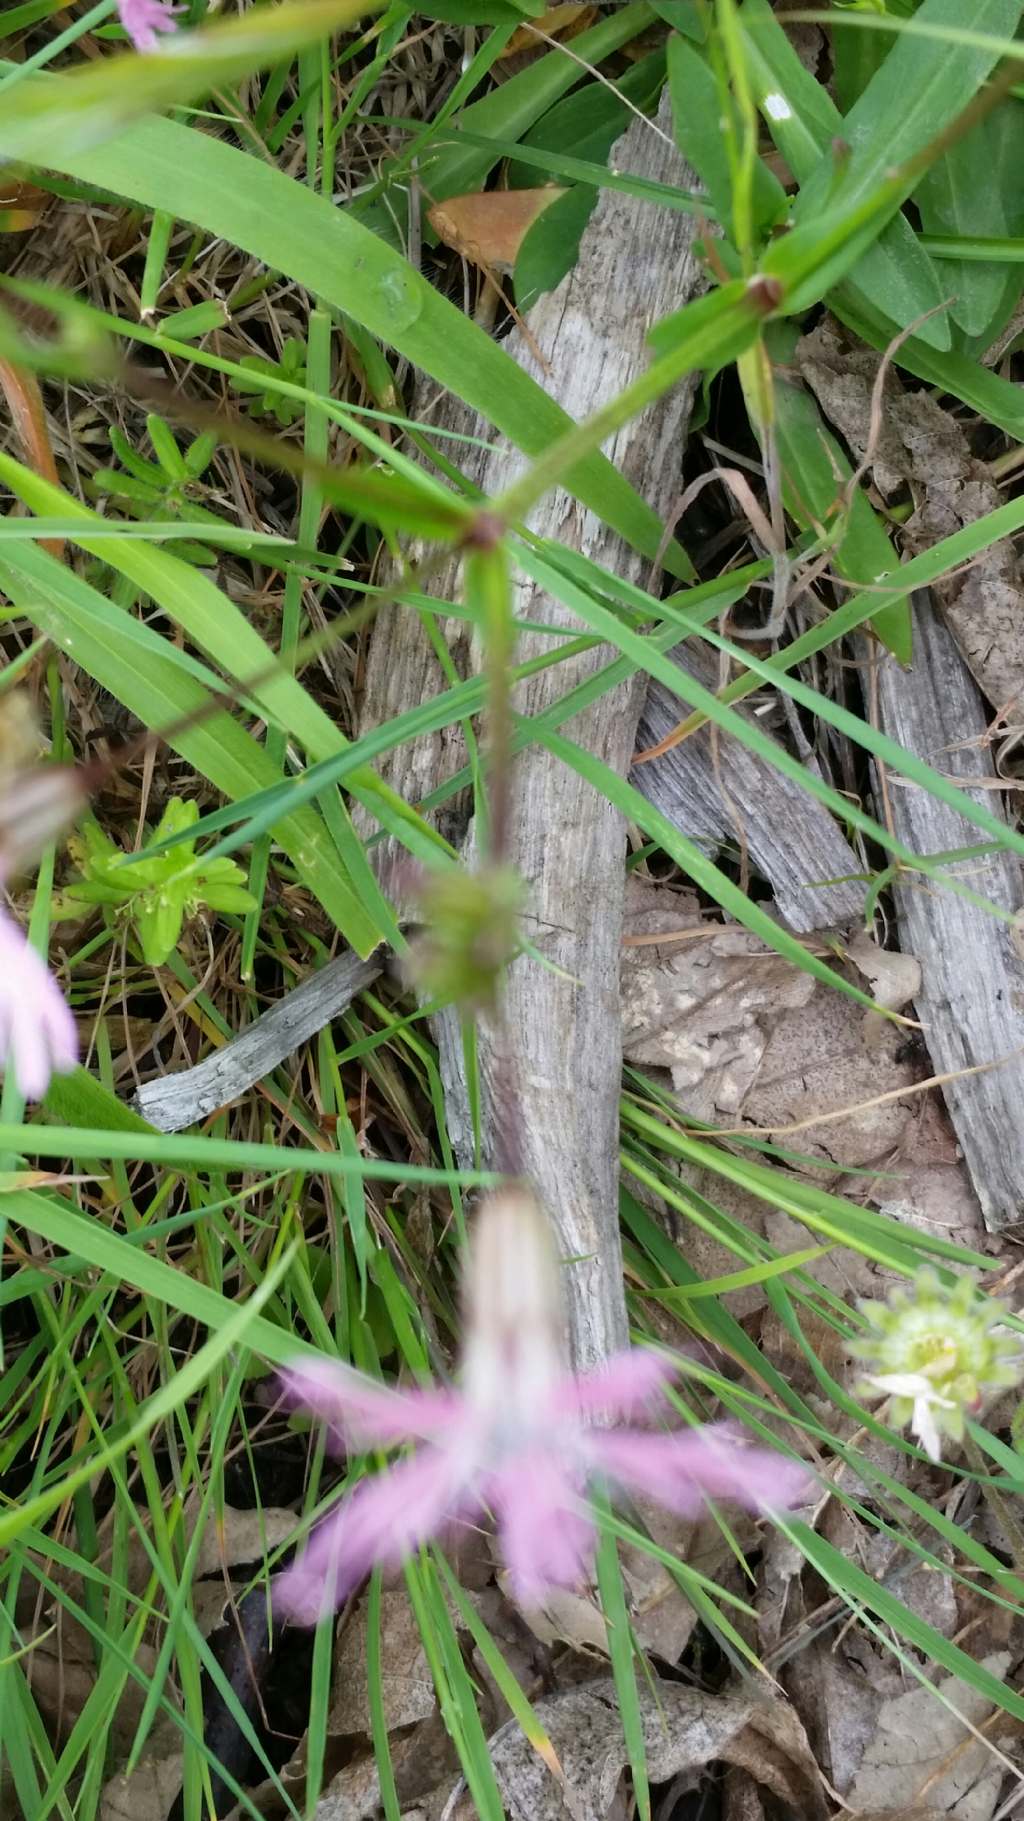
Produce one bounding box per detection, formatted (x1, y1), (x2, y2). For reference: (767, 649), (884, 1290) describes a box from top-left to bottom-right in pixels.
(407, 864), (522, 1009)
(854, 1268), (1022, 1462)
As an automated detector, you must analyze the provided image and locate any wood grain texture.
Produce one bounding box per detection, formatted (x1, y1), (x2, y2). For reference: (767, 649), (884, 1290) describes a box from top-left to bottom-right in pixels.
(871, 595), (1024, 1228)
(134, 949), (382, 1130)
(634, 647), (866, 934)
(359, 93), (706, 1366)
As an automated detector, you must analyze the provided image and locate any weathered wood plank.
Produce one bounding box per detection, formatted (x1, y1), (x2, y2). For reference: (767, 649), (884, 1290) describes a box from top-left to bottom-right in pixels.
(359, 93), (706, 1367)
(870, 593), (1024, 1228)
(634, 647), (866, 934)
(134, 949), (381, 1131)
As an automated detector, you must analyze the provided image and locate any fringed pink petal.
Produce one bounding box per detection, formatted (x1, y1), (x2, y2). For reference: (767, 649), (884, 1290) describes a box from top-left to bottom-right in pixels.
(587, 1424), (811, 1517)
(118, 0), (181, 51)
(0, 907), (77, 1100)
(275, 1448), (475, 1625)
(280, 1358), (463, 1450)
(489, 1452), (594, 1606)
(553, 1348), (676, 1421)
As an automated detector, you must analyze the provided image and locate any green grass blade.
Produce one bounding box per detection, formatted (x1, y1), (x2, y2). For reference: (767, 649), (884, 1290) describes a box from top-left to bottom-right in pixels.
(0, 0), (380, 154)
(0, 539), (376, 947)
(0, 70), (681, 571)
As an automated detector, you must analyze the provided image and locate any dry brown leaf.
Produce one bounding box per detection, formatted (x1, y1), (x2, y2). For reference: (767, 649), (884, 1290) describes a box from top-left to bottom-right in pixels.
(517, 1502), (749, 1667)
(621, 880), (921, 1169)
(330, 1590), (436, 1735)
(447, 1677), (827, 1821)
(741, 979), (916, 1171)
(624, 1504), (756, 1665)
(0, 176), (50, 231)
(428, 188), (567, 274)
(309, 1751), (386, 1821)
(101, 1744), (184, 1821)
(0, 357), (63, 556)
(621, 878), (815, 1122)
(847, 1653), (1016, 1820)
(849, 1092), (990, 1258)
(723, 1767), (768, 1821)
(785, 1631), (901, 1799)
(311, 1711), (458, 1819)
(847, 929), (922, 1014)
(24, 1610), (174, 1758)
(516, 1581), (609, 1656)
(192, 1501), (298, 1579)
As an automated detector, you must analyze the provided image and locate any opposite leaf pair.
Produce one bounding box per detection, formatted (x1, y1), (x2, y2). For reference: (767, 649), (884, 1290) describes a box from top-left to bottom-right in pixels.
(57, 797), (255, 968)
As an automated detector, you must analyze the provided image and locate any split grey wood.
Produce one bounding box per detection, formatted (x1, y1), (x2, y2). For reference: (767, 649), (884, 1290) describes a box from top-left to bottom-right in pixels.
(633, 647), (866, 934)
(134, 948), (382, 1131)
(358, 93), (706, 1369)
(870, 593), (1024, 1228)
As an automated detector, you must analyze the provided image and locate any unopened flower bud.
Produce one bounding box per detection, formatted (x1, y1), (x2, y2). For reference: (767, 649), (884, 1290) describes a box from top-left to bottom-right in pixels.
(407, 864), (522, 1009)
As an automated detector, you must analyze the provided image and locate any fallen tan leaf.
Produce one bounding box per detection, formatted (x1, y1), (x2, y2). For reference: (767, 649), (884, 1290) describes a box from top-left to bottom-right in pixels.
(428, 188), (567, 274)
(621, 878), (814, 1124)
(330, 1590), (436, 1735)
(847, 929), (922, 1014)
(847, 1652), (1016, 1821)
(447, 1677), (827, 1821)
(101, 1745), (183, 1821)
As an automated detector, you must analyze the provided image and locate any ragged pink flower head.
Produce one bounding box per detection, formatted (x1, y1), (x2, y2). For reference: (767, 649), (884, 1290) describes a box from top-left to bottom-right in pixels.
(0, 902), (77, 1101)
(117, 0), (181, 52)
(276, 1190), (809, 1623)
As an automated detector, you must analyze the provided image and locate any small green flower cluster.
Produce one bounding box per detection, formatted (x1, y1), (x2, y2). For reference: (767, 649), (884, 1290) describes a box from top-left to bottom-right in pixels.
(855, 1268), (1021, 1462)
(56, 798), (255, 968)
(409, 865), (523, 1010)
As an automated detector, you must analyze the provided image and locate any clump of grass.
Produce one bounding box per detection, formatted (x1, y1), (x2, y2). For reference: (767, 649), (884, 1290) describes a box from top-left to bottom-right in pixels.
(2, 2), (1024, 1816)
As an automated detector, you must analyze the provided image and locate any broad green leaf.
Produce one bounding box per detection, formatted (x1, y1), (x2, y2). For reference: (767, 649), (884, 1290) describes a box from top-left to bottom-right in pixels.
(0, 67), (682, 575)
(0, 539), (378, 949)
(832, 7), (891, 114)
(915, 98), (1024, 341)
(0, 0), (379, 154)
(667, 32), (785, 236)
(796, 0), (1024, 223)
(514, 184), (597, 310)
(418, 1), (655, 203)
(413, 0), (537, 19)
(41, 1067), (155, 1135)
(652, 0), (705, 40)
(738, 0), (951, 347)
(507, 46), (666, 190)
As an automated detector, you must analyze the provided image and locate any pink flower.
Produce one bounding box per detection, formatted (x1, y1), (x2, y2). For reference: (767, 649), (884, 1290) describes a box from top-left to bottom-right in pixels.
(0, 903), (77, 1100)
(117, 0), (181, 52)
(276, 1192), (809, 1623)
